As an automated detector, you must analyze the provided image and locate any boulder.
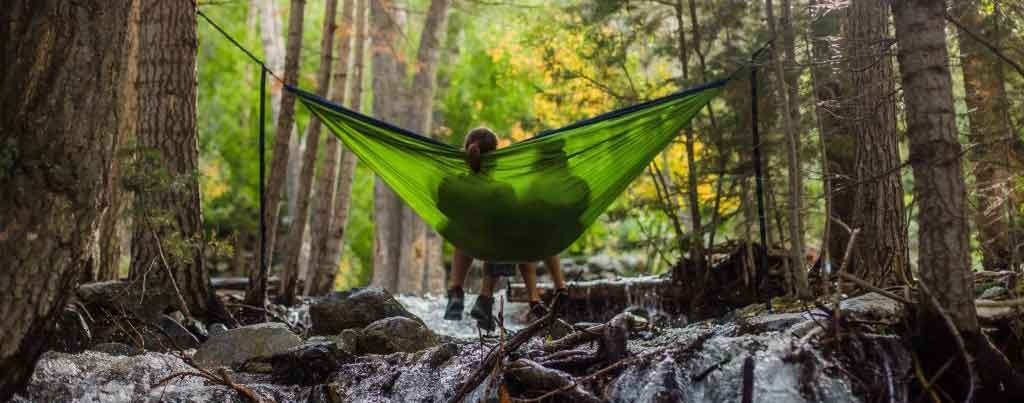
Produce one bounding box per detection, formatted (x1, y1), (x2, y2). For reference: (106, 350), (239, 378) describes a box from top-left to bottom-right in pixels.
(269, 341), (355, 385)
(586, 254), (622, 274)
(193, 323), (302, 369)
(358, 317), (439, 355)
(146, 314), (200, 351)
(309, 287), (423, 335)
(208, 323), (229, 337)
(76, 280), (179, 319)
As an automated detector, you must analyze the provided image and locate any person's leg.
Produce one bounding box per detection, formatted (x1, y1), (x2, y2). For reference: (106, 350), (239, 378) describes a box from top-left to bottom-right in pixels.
(479, 274), (497, 297)
(544, 255), (567, 290)
(445, 248), (474, 320)
(448, 248), (473, 290)
(518, 263), (540, 303)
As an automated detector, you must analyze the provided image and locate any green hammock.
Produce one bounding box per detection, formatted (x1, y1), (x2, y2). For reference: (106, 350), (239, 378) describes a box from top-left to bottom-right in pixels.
(288, 80), (726, 262)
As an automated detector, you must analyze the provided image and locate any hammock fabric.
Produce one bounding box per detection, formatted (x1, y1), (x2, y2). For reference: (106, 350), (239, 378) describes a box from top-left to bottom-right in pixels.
(288, 80), (726, 262)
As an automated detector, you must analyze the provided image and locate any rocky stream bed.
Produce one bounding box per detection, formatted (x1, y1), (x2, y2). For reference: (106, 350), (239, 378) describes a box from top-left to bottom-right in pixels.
(12, 283), (914, 403)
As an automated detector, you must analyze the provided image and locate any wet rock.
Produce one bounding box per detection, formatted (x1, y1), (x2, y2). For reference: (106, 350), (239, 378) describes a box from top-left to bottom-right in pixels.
(148, 314), (200, 351)
(980, 286), (1007, 300)
(92, 342), (140, 356)
(270, 341), (354, 385)
(47, 306), (92, 353)
(76, 280), (179, 319)
(587, 254), (623, 274)
(310, 287), (423, 335)
(839, 292), (903, 322)
(18, 350), (310, 403)
(742, 311), (822, 334)
(193, 323), (302, 369)
(424, 342), (459, 368)
(185, 318), (209, 341)
(359, 317), (440, 355)
(333, 329), (361, 356)
(208, 323), (229, 337)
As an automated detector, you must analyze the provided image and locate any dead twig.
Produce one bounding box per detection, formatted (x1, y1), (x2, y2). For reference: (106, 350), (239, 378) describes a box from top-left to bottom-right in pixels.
(918, 282), (976, 403)
(150, 226), (193, 318)
(838, 272), (914, 306)
(154, 368), (264, 403)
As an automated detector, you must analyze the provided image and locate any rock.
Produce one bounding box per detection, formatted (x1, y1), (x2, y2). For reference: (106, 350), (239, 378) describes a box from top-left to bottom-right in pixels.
(208, 323), (229, 337)
(586, 254), (623, 274)
(839, 292), (903, 322)
(333, 329), (361, 356)
(979, 286), (1007, 300)
(358, 317), (439, 355)
(424, 343), (459, 368)
(309, 287), (423, 335)
(146, 314), (200, 351)
(193, 323), (302, 369)
(270, 341), (355, 385)
(76, 280), (179, 319)
(47, 306), (92, 353)
(19, 350), (309, 402)
(184, 318), (209, 341)
(92, 342), (139, 356)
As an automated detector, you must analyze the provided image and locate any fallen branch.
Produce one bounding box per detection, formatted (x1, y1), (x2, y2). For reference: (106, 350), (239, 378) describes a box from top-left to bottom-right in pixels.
(515, 330), (715, 403)
(918, 282), (976, 403)
(506, 359), (602, 403)
(154, 368), (263, 403)
(838, 272), (914, 306)
(446, 295), (564, 403)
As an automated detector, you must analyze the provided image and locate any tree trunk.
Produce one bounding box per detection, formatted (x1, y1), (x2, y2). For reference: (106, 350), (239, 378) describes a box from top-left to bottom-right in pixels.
(891, 0), (977, 333)
(130, 0), (211, 317)
(252, 0), (301, 225)
(893, 2), (1024, 398)
(848, 0), (910, 286)
(397, 0), (451, 294)
(808, 0), (849, 271)
(673, 0), (706, 278)
(317, 0), (368, 295)
(955, 1), (1014, 271)
(248, 0), (306, 306)
(766, 0), (809, 297)
(278, 0), (338, 304)
(307, 0), (356, 296)
(369, 0), (405, 292)
(0, 1), (138, 398)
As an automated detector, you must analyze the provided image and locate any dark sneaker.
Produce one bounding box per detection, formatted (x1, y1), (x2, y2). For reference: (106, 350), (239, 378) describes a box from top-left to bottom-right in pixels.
(551, 288), (570, 310)
(470, 295), (496, 332)
(444, 288), (465, 321)
(526, 301), (549, 322)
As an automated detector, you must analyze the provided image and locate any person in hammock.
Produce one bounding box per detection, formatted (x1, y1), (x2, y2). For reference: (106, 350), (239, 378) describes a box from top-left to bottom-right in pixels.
(441, 128), (570, 331)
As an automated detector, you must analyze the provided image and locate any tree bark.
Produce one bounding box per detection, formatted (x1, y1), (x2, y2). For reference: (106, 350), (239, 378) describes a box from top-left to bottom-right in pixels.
(891, 0), (978, 333)
(316, 0), (368, 296)
(397, 0), (451, 294)
(251, 0), (302, 224)
(766, 0), (809, 297)
(808, 0), (850, 271)
(278, 0), (338, 304)
(0, 0), (138, 398)
(248, 0), (306, 306)
(955, 1), (1014, 271)
(307, 0), (356, 296)
(673, 0), (706, 279)
(130, 0), (211, 317)
(847, 0), (910, 286)
(369, 0), (405, 292)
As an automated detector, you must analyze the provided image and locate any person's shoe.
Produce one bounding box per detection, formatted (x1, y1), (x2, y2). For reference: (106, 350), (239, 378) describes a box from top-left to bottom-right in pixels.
(444, 288), (465, 321)
(470, 295), (496, 332)
(551, 288), (570, 309)
(525, 300), (549, 322)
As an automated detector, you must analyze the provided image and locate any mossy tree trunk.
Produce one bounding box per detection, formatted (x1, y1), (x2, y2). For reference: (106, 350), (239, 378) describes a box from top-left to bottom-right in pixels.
(129, 0), (212, 317)
(0, 0), (139, 399)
